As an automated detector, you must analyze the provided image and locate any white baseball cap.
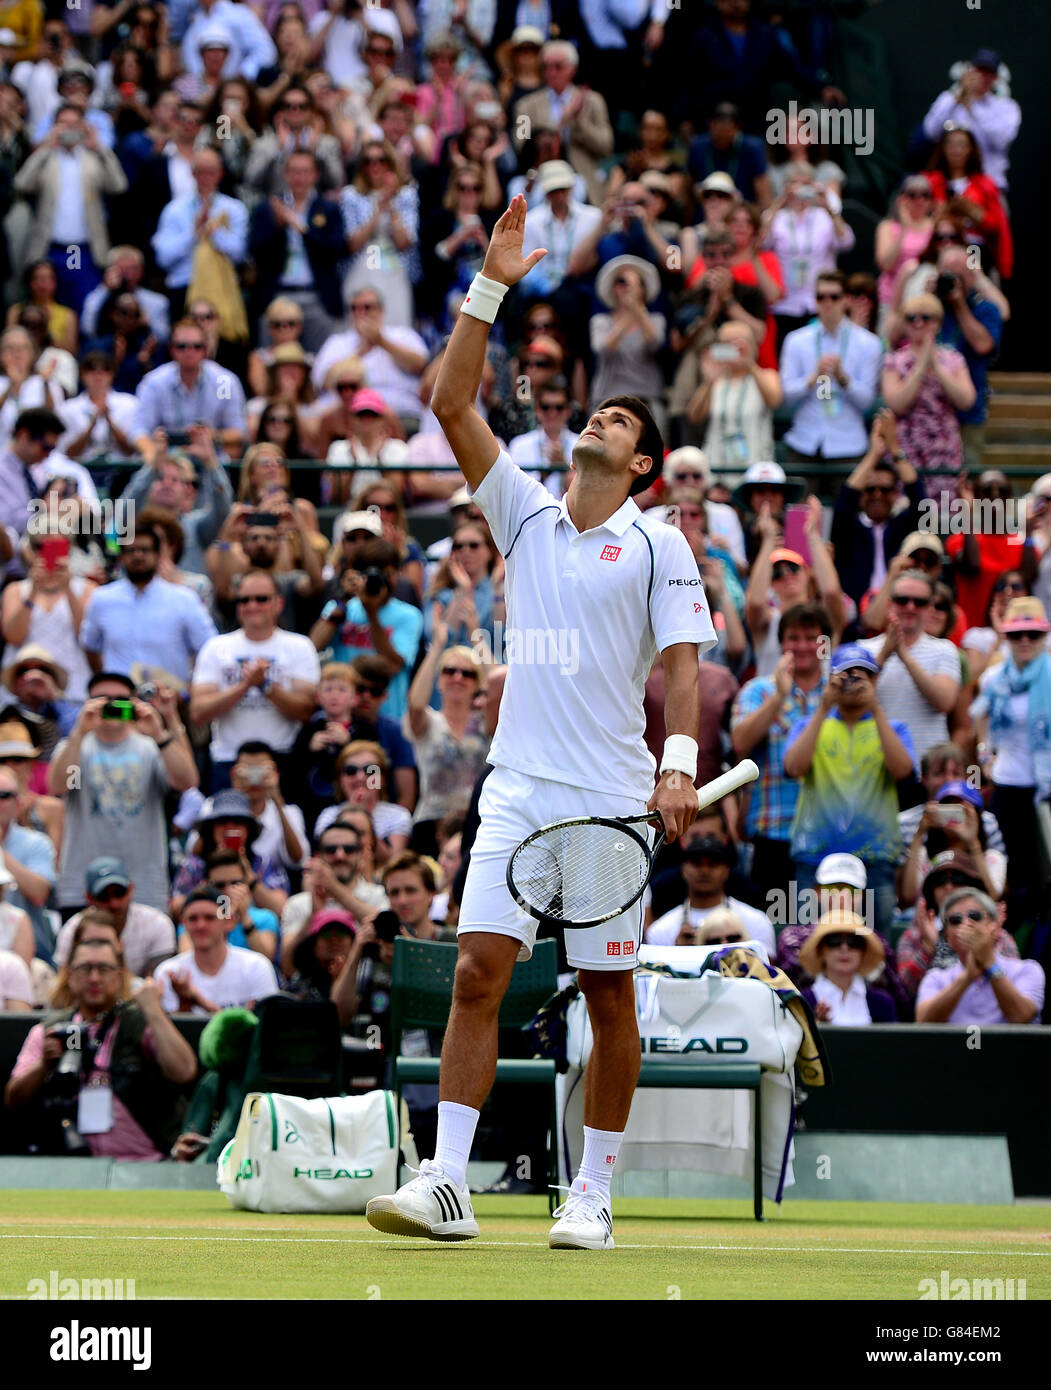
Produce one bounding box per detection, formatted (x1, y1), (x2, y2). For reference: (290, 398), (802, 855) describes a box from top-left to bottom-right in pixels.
(815, 853), (867, 890)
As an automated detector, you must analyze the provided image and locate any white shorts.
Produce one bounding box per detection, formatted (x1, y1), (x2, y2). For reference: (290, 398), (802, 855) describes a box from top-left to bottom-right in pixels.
(458, 767), (648, 972)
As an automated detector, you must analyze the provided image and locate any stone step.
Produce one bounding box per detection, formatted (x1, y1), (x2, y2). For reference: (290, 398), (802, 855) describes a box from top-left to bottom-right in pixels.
(988, 395), (1051, 421)
(988, 372), (1051, 394)
(985, 419), (1051, 442)
(980, 442), (1051, 473)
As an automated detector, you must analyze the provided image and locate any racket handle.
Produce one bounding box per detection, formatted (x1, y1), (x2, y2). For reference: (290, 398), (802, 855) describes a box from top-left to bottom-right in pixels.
(695, 759), (759, 810)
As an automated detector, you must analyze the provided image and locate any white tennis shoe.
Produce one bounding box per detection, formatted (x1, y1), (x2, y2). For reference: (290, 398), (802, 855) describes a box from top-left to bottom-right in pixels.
(366, 1160), (479, 1242)
(548, 1183), (615, 1250)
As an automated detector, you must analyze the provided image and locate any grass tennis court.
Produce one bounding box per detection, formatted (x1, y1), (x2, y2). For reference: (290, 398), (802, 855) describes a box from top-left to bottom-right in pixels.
(1, 1192), (1047, 1300)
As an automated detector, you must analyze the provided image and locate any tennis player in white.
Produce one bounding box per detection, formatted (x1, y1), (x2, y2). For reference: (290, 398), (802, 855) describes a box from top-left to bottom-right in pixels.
(366, 198), (716, 1249)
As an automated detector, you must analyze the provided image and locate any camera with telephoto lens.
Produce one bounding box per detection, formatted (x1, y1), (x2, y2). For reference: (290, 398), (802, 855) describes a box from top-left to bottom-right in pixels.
(372, 910), (401, 944)
(39, 1025), (90, 1155)
(363, 566), (388, 597)
(935, 272), (958, 302)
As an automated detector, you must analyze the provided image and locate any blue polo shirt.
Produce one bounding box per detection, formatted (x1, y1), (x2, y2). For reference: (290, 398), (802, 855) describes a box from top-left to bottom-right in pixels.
(938, 295), (1003, 426)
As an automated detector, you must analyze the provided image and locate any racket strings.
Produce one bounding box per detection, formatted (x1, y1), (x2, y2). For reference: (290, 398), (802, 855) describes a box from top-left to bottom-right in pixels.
(512, 821), (653, 924)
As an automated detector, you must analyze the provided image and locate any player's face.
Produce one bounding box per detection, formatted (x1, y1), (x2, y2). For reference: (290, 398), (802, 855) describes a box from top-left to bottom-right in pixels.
(572, 406), (648, 491)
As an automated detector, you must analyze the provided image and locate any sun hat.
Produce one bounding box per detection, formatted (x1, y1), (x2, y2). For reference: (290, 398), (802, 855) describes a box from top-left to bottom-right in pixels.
(195, 791), (261, 845)
(536, 159), (575, 195)
(697, 171), (737, 197)
(2, 643), (68, 694)
(798, 911), (884, 977)
(595, 254), (661, 308)
(1000, 596), (1051, 634)
(731, 461), (804, 507)
(900, 531), (944, 561)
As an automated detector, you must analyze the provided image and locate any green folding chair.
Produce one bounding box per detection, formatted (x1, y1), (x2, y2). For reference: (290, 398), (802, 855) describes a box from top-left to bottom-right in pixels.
(390, 938), (560, 1211)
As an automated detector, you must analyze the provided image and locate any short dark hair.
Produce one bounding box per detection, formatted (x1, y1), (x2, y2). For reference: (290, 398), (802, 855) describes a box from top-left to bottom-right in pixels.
(350, 654), (393, 689)
(87, 670), (135, 696)
(235, 740), (276, 761)
(81, 350), (115, 374)
(205, 849), (242, 874)
(318, 822), (361, 849)
(815, 270), (847, 291)
(183, 885), (224, 914)
(778, 602), (833, 644)
(353, 538), (400, 571)
(595, 395), (663, 497)
(13, 408), (63, 441)
(382, 850), (436, 892)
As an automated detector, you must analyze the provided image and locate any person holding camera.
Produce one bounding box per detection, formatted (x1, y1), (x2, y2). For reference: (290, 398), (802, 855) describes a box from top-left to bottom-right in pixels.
(784, 643), (917, 937)
(49, 670), (198, 916)
(12, 103), (128, 315)
(207, 500), (324, 631)
(309, 535), (423, 720)
(4, 934), (197, 1159)
(762, 163), (855, 346)
(190, 568), (320, 792)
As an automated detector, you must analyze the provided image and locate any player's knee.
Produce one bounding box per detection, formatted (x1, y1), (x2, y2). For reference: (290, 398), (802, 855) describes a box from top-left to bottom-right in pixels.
(578, 969), (635, 1026)
(452, 944), (513, 1012)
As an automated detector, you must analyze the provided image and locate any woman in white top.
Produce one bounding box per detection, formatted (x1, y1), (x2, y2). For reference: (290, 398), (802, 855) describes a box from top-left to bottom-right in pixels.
(685, 321), (781, 470)
(763, 164), (855, 340)
(404, 632), (489, 858)
(0, 326), (65, 446)
(1, 532), (97, 703)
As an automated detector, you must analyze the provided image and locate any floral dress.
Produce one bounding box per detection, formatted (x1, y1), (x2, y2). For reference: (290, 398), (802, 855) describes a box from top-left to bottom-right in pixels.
(883, 344), (968, 499)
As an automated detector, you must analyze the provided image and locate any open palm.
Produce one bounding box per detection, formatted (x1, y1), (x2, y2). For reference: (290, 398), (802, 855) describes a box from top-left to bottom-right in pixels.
(481, 196), (548, 287)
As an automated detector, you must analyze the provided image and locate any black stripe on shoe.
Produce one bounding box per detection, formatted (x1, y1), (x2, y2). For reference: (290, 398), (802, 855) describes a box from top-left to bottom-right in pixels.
(443, 1185), (464, 1221)
(432, 1186), (453, 1223)
(600, 1208), (613, 1234)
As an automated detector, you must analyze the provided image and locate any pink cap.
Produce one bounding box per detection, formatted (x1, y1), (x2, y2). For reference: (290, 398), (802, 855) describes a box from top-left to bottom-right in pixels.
(350, 389), (388, 415)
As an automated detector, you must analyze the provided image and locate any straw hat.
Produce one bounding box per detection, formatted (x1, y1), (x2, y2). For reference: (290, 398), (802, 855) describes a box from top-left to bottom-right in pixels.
(2, 643), (68, 694)
(1001, 597), (1051, 634)
(798, 911), (884, 978)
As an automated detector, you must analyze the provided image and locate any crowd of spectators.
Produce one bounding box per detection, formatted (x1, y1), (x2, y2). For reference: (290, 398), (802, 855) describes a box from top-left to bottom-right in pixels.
(0, 4), (1042, 1164)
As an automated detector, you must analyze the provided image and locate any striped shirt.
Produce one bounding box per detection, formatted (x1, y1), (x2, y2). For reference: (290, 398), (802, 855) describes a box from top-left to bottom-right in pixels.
(731, 676), (825, 841)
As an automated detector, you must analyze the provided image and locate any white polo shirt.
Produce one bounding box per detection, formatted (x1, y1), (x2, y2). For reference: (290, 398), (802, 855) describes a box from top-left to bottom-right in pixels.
(472, 450), (716, 800)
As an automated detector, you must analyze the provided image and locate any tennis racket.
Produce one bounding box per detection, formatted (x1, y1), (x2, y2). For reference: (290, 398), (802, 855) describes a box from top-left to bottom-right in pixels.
(506, 760), (760, 929)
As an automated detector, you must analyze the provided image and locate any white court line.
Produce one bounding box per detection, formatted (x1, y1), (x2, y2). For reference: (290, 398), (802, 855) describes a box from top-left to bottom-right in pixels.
(0, 1233), (1048, 1257)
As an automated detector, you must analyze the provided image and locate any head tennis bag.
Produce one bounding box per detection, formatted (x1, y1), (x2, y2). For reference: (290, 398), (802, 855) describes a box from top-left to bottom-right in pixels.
(217, 1090), (400, 1213)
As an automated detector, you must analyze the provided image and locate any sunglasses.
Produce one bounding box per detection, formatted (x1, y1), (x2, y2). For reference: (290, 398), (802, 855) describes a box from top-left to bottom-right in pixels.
(364, 156), (390, 166)
(320, 842), (360, 856)
(536, 402), (569, 412)
(524, 356), (556, 368)
(945, 910), (990, 926)
(236, 593), (273, 605)
(70, 963), (120, 977)
(995, 580), (1026, 593)
(673, 471), (706, 481)
(352, 303), (379, 312)
(283, 101), (310, 111)
(0, 789), (17, 801)
(337, 382), (361, 391)
(815, 291), (843, 301)
(704, 933), (744, 944)
(1006, 630), (1044, 642)
(269, 319), (300, 329)
(702, 190), (733, 200)
(862, 484), (896, 495)
(906, 313), (937, 325)
(933, 602), (951, 614)
(193, 310), (218, 321)
(94, 884), (129, 903)
(772, 562), (802, 580)
(354, 685), (386, 698)
(892, 594), (930, 608)
(457, 183), (482, 193)
(172, 341), (205, 350)
(823, 934), (866, 950)
(452, 540), (484, 550)
(613, 277), (631, 287)
(340, 763), (371, 776)
(932, 233), (963, 245)
(441, 667), (478, 679)
(267, 415), (294, 425)
(936, 872), (971, 888)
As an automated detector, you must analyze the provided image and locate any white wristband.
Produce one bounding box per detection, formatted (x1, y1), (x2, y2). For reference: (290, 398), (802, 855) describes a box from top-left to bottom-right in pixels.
(660, 735), (698, 779)
(460, 273), (508, 325)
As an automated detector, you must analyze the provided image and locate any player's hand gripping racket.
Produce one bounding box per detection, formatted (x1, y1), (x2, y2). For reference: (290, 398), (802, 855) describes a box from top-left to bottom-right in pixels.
(507, 760), (759, 929)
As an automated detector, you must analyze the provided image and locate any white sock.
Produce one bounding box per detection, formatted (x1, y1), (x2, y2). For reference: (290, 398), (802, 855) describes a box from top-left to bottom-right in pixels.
(574, 1125), (623, 1200)
(431, 1102), (479, 1189)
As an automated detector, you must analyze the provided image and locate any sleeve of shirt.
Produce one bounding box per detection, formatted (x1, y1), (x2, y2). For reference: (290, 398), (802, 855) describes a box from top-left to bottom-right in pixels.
(783, 713), (812, 765)
(931, 640), (963, 682)
(152, 959), (179, 1013)
(213, 369), (247, 430)
(146, 914), (177, 963)
(0, 951), (33, 1005)
(890, 718), (918, 773)
(1013, 960), (1045, 1015)
(648, 523), (718, 655)
(249, 954), (281, 1000)
(778, 330), (811, 405)
(731, 677), (770, 727)
(190, 635), (224, 691)
(915, 964), (951, 1007)
(973, 298), (1004, 351)
(236, 8), (278, 79)
(184, 590), (220, 657)
(212, 198), (249, 264)
(152, 202), (191, 270)
(388, 603), (423, 670)
(291, 634), (322, 685)
(470, 448), (559, 555)
(8, 1021), (45, 1079)
(78, 592), (103, 655)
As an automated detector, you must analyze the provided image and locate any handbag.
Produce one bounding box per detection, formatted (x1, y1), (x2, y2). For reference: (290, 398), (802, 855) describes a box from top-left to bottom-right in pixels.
(187, 233), (248, 342)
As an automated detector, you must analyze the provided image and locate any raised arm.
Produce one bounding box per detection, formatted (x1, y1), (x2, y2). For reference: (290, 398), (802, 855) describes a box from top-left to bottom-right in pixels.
(430, 196), (547, 493)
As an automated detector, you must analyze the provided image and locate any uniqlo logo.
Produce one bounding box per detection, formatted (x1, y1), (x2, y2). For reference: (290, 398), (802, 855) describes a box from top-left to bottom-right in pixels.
(600, 545), (622, 562)
(605, 1155), (616, 1165)
(622, 940), (635, 955)
(607, 942), (621, 956)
